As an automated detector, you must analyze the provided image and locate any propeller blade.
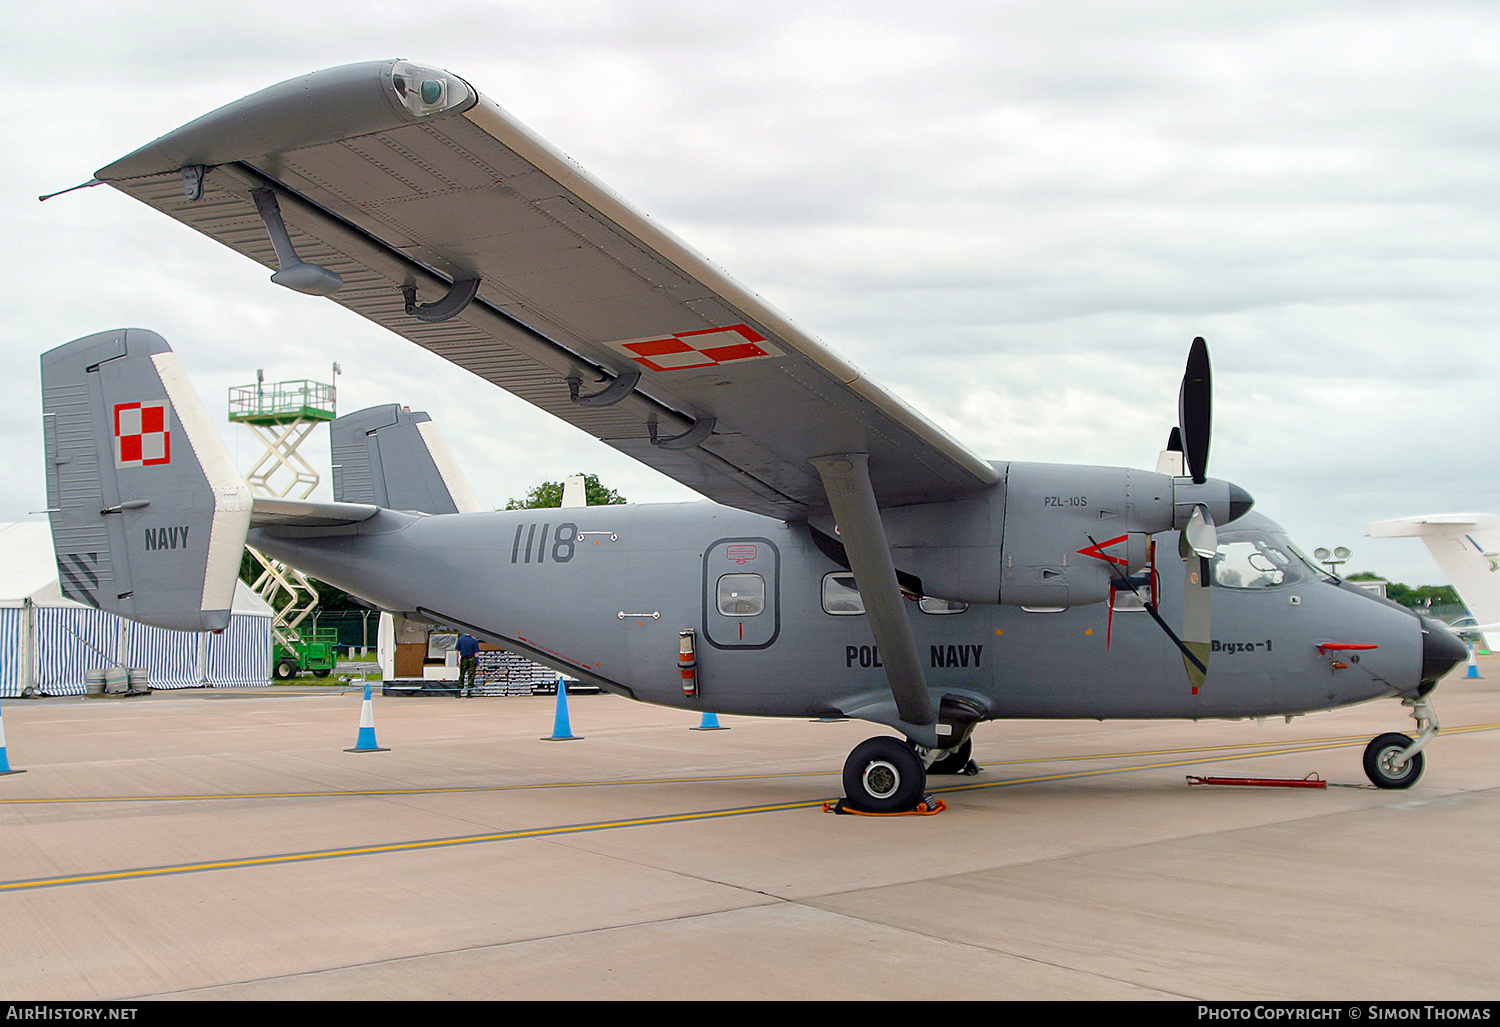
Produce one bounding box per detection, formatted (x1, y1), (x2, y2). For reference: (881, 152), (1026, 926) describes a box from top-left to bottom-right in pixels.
(1177, 337), (1211, 484)
(1178, 505), (1214, 694)
(1180, 503), (1217, 559)
(1154, 426), (1185, 477)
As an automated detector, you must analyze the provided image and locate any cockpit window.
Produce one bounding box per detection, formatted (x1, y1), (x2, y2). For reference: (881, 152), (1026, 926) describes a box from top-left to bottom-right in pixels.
(1279, 535), (1338, 582)
(1211, 531), (1308, 590)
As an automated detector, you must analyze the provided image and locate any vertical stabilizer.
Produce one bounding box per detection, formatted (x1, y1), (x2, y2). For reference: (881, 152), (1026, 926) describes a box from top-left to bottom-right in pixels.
(1370, 513), (1500, 650)
(330, 404), (482, 513)
(40, 329), (253, 631)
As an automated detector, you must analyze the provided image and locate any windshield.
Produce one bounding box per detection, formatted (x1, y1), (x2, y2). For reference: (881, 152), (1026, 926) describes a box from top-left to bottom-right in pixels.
(1275, 533), (1338, 582)
(1211, 526), (1311, 590)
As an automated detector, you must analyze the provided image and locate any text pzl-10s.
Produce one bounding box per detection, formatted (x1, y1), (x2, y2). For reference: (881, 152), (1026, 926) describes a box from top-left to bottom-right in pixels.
(41, 61), (1466, 811)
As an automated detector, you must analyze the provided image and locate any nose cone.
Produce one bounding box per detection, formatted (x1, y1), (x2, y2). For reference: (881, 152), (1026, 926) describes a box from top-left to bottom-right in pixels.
(1420, 615), (1468, 687)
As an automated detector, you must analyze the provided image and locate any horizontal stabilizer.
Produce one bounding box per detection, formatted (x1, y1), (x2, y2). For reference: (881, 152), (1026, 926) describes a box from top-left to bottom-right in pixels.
(41, 329), (253, 631)
(1369, 514), (1500, 537)
(331, 404), (482, 514)
(250, 497), (380, 528)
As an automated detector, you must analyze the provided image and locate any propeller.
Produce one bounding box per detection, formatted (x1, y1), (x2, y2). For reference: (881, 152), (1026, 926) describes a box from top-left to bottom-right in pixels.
(1175, 338), (1215, 693)
(1141, 338), (1218, 693)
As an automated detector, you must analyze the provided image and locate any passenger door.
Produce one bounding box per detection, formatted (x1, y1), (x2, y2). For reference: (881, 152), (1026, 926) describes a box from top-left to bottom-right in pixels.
(702, 538), (780, 650)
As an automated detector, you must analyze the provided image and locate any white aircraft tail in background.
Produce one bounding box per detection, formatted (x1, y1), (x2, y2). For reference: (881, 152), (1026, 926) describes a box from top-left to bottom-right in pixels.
(1369, 514), (1500, 651)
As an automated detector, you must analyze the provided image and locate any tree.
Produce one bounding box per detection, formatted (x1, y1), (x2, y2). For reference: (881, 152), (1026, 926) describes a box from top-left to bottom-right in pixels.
(1346, 572), (1459, 609)
(505, 474), (627, 509)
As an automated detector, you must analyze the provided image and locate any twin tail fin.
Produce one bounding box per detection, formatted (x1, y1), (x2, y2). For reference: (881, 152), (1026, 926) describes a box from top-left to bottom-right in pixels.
(40, 329), (253, 631)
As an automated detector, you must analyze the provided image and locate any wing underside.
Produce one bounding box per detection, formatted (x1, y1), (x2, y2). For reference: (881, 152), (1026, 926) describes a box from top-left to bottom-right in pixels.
(95, 61), (998, 519)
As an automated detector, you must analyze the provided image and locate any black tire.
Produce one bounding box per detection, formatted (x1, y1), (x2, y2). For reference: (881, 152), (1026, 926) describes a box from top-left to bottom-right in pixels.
(927, 738), (973, 775)
(842, 736), (927, 812)
(1363, 732), (1424, 789)
(274, 660), (298, 680)
(312, 669), (331, 679)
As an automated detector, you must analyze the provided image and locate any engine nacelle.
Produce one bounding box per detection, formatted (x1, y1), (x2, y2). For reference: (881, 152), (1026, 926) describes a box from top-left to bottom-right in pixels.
(993, 463), (1172, 607)
(851, 461), (1251, 608)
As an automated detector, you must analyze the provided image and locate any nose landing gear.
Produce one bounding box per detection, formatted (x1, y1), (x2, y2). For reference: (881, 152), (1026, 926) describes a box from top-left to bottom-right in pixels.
(1362, 695), (1439, 789)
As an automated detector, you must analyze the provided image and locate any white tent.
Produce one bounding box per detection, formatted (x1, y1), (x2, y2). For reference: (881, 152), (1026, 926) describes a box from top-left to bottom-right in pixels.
(0, 522), (273, 696)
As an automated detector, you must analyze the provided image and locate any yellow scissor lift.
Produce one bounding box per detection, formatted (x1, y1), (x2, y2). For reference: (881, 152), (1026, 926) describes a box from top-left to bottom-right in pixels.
(229, 374), (338, 679)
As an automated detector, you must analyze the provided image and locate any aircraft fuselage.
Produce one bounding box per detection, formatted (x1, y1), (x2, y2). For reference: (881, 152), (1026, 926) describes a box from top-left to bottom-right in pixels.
(253, 498), (1427, 733)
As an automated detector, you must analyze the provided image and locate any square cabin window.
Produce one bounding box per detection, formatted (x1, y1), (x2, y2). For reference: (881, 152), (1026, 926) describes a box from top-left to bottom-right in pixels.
(822, 572), (865, 615)
(717, 573), (765, 616)
(918, 597), (968, 615)
(1110, 585), (1152, 612)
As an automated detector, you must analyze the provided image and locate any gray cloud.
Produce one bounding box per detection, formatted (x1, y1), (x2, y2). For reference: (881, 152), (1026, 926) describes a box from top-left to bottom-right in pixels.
(4, 1), (1499, 586)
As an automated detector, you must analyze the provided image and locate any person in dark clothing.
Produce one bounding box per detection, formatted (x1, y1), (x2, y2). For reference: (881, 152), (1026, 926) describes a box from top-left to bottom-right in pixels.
(456, 633), (480, 697)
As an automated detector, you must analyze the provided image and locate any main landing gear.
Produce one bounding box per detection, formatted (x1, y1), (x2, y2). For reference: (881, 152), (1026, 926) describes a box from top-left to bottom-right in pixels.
(1362, 695), (1438, 790)
(840, 734), (981, 812)
(842, 737), (927, 812)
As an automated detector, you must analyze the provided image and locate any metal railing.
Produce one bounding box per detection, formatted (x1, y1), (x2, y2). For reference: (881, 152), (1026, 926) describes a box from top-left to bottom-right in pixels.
(228, 379), (335, 424)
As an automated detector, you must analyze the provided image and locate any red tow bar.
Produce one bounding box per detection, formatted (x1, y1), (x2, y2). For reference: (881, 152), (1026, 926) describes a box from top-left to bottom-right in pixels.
(1187, 773), (1327, 789)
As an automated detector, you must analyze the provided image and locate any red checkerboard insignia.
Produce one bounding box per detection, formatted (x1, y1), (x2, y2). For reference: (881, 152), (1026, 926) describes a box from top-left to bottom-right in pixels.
(113, 401), (171, 468)
(610, 324), (780, 372)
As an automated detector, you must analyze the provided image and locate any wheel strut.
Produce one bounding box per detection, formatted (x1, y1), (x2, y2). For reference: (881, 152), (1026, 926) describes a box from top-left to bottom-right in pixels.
(1391, 695), (1440, 771)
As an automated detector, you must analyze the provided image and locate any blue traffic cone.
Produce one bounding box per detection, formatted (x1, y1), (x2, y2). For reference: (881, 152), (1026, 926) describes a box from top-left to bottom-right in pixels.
(0, 701), (24, 775)
(691, 711), (729, 731)
(1467, 643), (1482, 679)
(345, 682), (390, 752)
(543, 677), (581, 741)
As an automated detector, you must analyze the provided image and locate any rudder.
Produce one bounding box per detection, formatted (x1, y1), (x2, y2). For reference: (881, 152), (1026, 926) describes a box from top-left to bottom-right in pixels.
(40, 329), (252, 631)
(330, 404), (481, 514)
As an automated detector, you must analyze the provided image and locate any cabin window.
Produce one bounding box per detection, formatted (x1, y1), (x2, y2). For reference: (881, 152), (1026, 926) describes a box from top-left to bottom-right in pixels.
(716, 574), (765, 616)
(918, 597), (968, 615)
(822, 572), (865, 615)
(1110, 585), (1152, 611)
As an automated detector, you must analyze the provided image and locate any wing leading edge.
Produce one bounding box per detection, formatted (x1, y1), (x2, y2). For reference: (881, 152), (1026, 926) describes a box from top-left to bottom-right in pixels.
(93, 60), (998, 520)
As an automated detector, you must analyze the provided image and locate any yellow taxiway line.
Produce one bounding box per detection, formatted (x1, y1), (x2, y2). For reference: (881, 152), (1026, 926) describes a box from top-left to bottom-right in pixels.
(2, 723), (1495, 893)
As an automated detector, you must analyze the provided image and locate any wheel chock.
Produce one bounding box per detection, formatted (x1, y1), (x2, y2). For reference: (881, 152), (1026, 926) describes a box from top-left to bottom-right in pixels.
(823, 795), (947, 816)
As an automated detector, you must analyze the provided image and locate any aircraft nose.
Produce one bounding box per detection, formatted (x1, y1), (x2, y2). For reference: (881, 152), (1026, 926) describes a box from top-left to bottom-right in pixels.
(1419, 615), (1468, 687)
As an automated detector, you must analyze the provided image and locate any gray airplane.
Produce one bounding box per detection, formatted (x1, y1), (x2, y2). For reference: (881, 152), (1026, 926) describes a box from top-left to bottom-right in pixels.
(40, 61), (1465, 811)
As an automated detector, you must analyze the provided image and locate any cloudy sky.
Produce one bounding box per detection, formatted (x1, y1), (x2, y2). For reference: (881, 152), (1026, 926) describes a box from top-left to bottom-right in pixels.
(5, 1), (1499, 586)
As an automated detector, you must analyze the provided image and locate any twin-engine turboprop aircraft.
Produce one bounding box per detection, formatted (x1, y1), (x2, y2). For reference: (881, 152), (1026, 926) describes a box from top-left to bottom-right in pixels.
(40, 61), (1466, 810)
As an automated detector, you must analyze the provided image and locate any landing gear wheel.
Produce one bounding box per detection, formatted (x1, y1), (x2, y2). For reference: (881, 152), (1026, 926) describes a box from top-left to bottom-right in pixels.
(274, 660), (298, 680)
(1363, 732), (1424, 789)
(926, 738), (974, 775)
(843, 736), (927, 812)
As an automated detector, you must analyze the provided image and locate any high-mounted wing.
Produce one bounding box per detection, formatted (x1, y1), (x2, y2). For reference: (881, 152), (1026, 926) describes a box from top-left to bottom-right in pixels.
(92, 60), (999, 520)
